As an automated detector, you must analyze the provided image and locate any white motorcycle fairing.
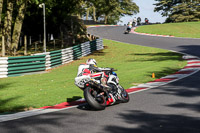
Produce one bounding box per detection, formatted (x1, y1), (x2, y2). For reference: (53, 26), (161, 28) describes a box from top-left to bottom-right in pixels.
(75, 75), (91, 89)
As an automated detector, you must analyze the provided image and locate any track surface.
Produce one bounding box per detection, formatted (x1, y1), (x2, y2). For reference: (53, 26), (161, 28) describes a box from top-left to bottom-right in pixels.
(0, 26), (200, 133)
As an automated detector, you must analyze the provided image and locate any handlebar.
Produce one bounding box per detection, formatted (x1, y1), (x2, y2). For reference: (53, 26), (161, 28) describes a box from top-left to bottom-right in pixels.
(101, 68), (117, 71)
(101, 68), (117, 74)
(111, 68), (117, 71)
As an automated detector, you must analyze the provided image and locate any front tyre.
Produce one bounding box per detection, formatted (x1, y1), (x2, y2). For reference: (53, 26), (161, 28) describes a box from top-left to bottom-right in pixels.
(84, 87), (107, 110)
(119, 86), (130, 103)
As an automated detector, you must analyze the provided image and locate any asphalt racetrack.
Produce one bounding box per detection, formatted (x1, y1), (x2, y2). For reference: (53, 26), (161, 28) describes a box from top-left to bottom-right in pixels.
(0, 26), (200, 133)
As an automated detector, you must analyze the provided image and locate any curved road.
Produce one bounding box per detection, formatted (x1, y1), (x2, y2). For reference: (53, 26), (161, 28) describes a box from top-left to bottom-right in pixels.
(0, 26), (200, 133)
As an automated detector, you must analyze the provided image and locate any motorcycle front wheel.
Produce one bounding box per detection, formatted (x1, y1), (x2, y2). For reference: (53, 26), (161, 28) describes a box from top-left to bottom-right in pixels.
(119, 86), (130, 103)
(84, 87), (107, 110)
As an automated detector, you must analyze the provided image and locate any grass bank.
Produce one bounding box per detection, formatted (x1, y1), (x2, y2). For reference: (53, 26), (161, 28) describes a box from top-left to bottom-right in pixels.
(0, 39), (186, 113)
(136, 22), (200, 38)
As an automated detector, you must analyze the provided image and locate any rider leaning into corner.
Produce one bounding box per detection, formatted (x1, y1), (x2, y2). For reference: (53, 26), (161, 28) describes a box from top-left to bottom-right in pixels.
(126, 17), (138, 33)
(76, 58), (118, 96)
(125, 21), (132, 33)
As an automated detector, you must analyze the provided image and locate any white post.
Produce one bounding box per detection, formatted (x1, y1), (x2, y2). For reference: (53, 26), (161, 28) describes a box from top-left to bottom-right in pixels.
(50, 34), (55, 49)
(43, 3), (46, 52)
(39, 3), (46, 53)
(24, 35), (27, 55)
(39, 34), (42, 43)
(29, 36), (32, 45)
(20, 37), (22, 46)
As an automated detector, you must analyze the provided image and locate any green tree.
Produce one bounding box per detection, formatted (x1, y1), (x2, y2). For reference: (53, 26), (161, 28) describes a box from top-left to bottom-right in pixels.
(1, 0), (31, 54)
(1, 0), (138, 55)
(1, 0), (84, 55)
(11, 0), (27, 55)
(0, 0), (3, 29)
(3, 0), (14, 52)
(83, 0), (103, 22)
(82, 0), (139, 24)
(0, 0), (3, 43)
(92, 0), (139, 24)
(105, 0), (139, 24)
(154, 0), (200, 22)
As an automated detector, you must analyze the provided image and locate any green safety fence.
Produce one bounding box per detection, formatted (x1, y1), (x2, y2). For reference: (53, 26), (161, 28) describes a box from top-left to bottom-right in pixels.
(7, 55), (46, 77)
(49, 50), (62, 68)
(90, 40), (97, 52)
(0, 39), (103, 78)
(73, 44), (82, 60)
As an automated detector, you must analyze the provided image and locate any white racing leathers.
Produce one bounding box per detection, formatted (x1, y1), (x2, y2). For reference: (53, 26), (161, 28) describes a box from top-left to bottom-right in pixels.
(75, 64), (111, 89)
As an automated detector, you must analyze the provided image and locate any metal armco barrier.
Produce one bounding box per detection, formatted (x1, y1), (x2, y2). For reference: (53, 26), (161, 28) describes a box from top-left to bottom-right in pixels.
(0, 39), (103, 78)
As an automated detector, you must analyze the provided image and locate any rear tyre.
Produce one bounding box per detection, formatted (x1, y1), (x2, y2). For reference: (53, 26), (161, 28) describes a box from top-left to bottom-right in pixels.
(84, 87), (107, 110)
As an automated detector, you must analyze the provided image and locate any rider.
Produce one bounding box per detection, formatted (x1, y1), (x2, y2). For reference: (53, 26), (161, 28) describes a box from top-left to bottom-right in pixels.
(145, 18), (149, 24)
(137, 17), (141, 25)
(77, 58), (116, 93)
(125, 21), (132, 33)
(133, 17), (137, 27)
(77, 58), (102, 77)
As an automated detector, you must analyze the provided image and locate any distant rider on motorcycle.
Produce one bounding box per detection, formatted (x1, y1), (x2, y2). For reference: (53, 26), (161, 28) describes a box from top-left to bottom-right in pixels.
(127, 21), (132, 31)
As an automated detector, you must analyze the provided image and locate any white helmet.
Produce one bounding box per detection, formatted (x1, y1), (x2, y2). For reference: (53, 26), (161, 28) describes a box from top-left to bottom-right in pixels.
(86, 58), (97, 65)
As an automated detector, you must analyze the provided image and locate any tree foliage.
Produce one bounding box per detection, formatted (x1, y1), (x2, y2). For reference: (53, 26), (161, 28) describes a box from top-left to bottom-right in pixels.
(82, 0), (139, 24)
(154, 0), (200, 22)
(0, 0), (3, 27)
(0, 0), (139, 55)
(0, 0), (84, 55)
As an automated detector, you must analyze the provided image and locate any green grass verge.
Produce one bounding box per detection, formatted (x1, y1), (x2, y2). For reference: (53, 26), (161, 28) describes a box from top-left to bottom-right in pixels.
(136, 22), (200, 38)
(0, 39), (186, 113)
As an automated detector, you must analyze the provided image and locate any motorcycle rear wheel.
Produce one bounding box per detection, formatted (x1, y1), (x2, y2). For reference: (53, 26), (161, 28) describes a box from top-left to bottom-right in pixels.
(84, 87), (107, 110)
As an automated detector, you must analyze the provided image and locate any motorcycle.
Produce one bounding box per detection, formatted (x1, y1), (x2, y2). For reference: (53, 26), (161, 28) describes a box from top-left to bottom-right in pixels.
(75, 68), (129, 110)
(124, 27), (131, 34)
